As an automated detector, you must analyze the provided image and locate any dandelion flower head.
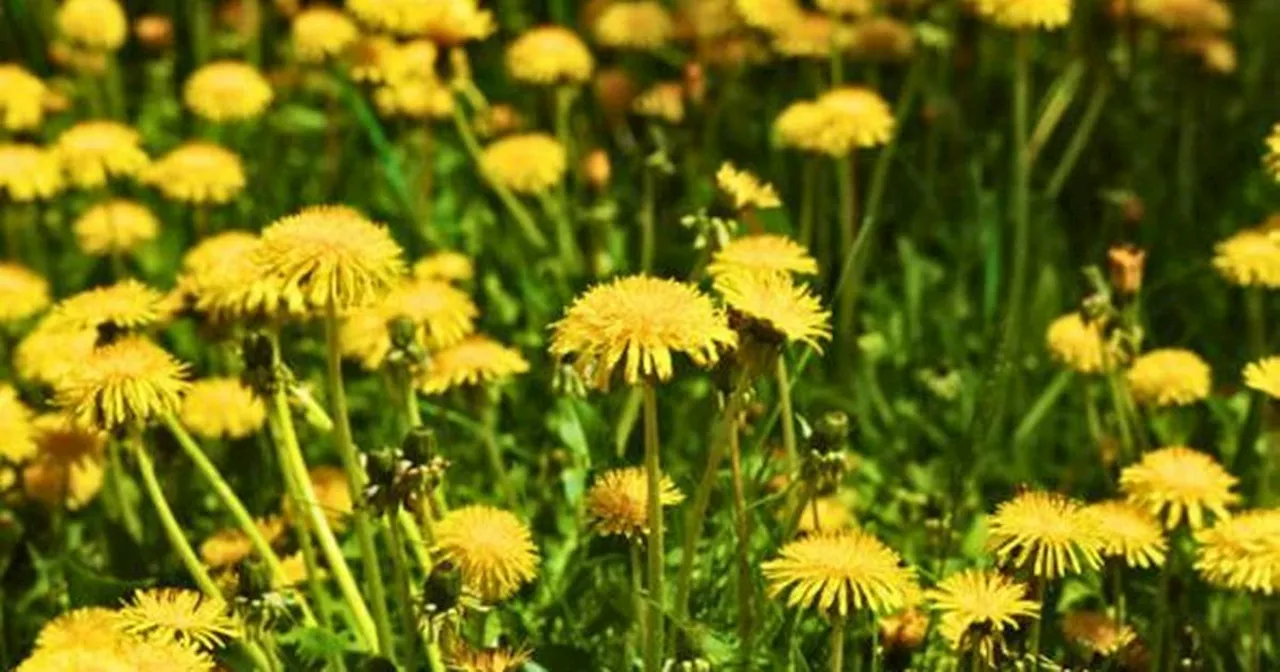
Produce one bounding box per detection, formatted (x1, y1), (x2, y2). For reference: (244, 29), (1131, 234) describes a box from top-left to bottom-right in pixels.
(307, 465), (354, 528)
(734, 0), (805, 33)
(116, 588), (239, 650)
(763, 529), (915, 615)
(1085, 499), (1167, 568)
(594, 1), (674, 50)
(708, 234), (820, 279)
(849, 17), (916, 62)
(183, 61), (273, 123)
(55, 121), (149, 188)
(507, 26), (595, 85)
(0, 385), (37, 463)
(56, 0), (128, 51)
(794, 494), (857, 535)
(413, 251), (474, 283)
(122, 636), (216, 672)
(22, 413), (107, 510)
(1213, 223), (1280, 288)
(1194, 507), (1280, 594)
(1061, 610), (1138, 657)
(714, 271), (832, 350)
(974, 0), (1073, 30)
(813, 86), (895, 156)
(1136, 0), (1231, 33)
(292, 7), (358, 63)
(14, 316), (98, 386)
(1125, 348), (1211, 407)
(480, 133), (567, 195)
(435, 505), (540, 602)
(816, 0), (873, 17)
(1244, 356), (1280, 399)
(0, 263), (51, 323)
(0, 65), (46, 131)
(1046, 312), (1114, 374)
(0, 144), (63, 201)
(178, 231), (306, 320)
(772, 12), (839, 60)
(46, 279), (169, 334)
(373, 76), (455, 120)
(1120, 445), (1239, 530)
(143, 142), (245, 205)
(33, 607), (122, 652)
(585, 466), (685, 538)
(348, 0), (494, 43)
(632, 82), (685, 124)
(986, 490), (1103, 578)
(180, 377), (267, 440)
(199, 518), (285, 569)
(716, 162), (781, 210)
(927, 569), (1039, 660)
(775, 100), (834, 154)
(55, 335), (189, 430)
(446, 642), (534, 672)
(341, 278), (478, 369)
(73, 200), (159, 257)
(417, 335), (530, 394)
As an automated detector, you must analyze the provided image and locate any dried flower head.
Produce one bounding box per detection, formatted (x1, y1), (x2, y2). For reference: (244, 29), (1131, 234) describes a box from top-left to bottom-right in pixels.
(55, 336), (189, 430)
(0, 263), (51, 323)
(585, 466), (685, 538)
(56, 0), (127, 50)
(763, 529), (915, 616)
(1244, 356), (1280, 399)
(73, 200), (159, 257)
(435, 505), (540, 602)
(22, 413), (107, 510)
(0, 144), (63, 201)
(708, 234), (820, 279)
(291, 7), (358, 62)
(0, 65), (46, 131)
(595, 1), (674, 50)
(507, 26), (595, 85)
(1046, 312), (1114, 374)
(813, 87), (895, 156)
(1194, 507), (1280, 594)
(1125, 348), (1212, 407)
(117, 588), (239, 650)
(716, 162), (781, 210)
(974, 0), (1073, 30)
(417, 336), (530, 394)
(986, 491), (1103, 578)
(1213, 224), (1280, 288)
(1085, 499), (1167, 568)
(480, 133), (567, 195)
(55, 121), (150, 188)
(1120, 446), (1239, 530)
(184, 61), (273, 123)
(180, 377), (267, 440)
(341, 278), (478, 369)
(413, 251), (474, 283)
(927, 569), (1039, 663)
(1062, 610), (1138, 657)
(143, 142), (245, 204)
(714, 271), (832, 350)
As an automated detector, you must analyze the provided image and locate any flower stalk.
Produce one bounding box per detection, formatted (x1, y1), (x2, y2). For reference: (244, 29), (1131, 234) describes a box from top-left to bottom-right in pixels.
(642, 381), (663, 672)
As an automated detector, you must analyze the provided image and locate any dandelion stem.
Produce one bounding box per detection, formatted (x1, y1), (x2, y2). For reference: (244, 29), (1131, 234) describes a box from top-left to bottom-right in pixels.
(107, 440), (143, 543)
(479, 393), (519, 510)
(799, 158), (817, 249)
(1029, 576), (1046, 672)
(777, 354), (798, 476)
(128, 435), (219, 598)
(728, 411), (754, 669)
(1249, 599), (1263, 672)
(835, 154), (858, 343)
(1046, 78), (1110, 199)
(323, 302), (396, 658)
(830, 612), (846, 672)
(642, 382), (664, 672)
(630, 541), (646, 671)
(386, 515), (422, 667)
(451, 103), (548, 250)
(191, 0), (211, 65)
(640, 163), (656, 272)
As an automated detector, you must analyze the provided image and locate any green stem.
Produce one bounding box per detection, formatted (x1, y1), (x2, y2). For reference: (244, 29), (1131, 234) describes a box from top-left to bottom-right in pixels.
(451, 103), (548, 250)
(191, 0), (211, 65)
(640, 166), (655, 272)
(1247, 288), (1267, 358)
(835, 154), (858, 342)
(776, 357), (798, 479)
(1046, 79), (1111, 199)
(1249, 599), (1263, 672)
(798, 158), (817, 249)
(642, 383), (664, 672)
(243, 0), (261, 65)
(323, 303), (395, 658)
(128, 436), (220, 598)
(728, 416), (754, 669)
(630, 541), (646, 671)
(537, 191), (583, 276)
(480, 397), (519, 510)
(782, 480), (815, 540)
(1154, 555), (1173, 671)
(869, 613), (880, 672)
(830, 612), (846, 672)
(554, 86), (576, 170)
(386, 516), (422, 666)
(107, 440), (143, 542)
(1029, 576), (1046, 671)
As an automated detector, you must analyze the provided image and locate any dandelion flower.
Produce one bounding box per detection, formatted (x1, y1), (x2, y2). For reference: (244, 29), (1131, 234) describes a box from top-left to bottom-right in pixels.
(480, 133), (567, 195)
(771, 12), (837, 60)
(1062, 610), (1138, 657)
(974, 0), (1073, 30)
(595, 1), (674, 50)
(0, 263), (51, 323)
(184, 61), (273, 123)
(307, 465), (354, 528)
(180, 377), (267, 440)
(774, 101), (830, 154)
(794, 494), (856, 535)
(341, 278), (478, 369)
(14, 317), (97, 385)
(1175, 34), (1236, 75)
(34, 607), (122, 652)
(986, 491), (1103, 578)
(734, 0), (805, 32)
(117, 588), (239, 650)
(346, 0), (430, 34)
(850, 17), (916, 62)
(763, 529), (915, 615)
(814, 86), (895, 156)
(199, 518), (284, 569)
(292, 7), (358, 63)
(632, 82), (685, 124)
(1244, 356), (1280, 399)
(73, 200), (159, 257)
(714, 271), (832, 350)
(716, 162), (781, 210)
(1137, 0), (1231, 32)
(0, 144), (63, 200)
(927, 569), (1038, 661)
(1213, 225), (1280, 288)
(446, 642), (534, 672)
(0, 385), (37, 463)
(373, 77), (455, 120)
(550, 275), (736, 390)
(47, 279), (169, 334)
(55, 121), (149, 188)
(507, 26), (594, 85)
(56, 0), (127, 50)
(1194, 508), (1280, 594)
(585, 466), (685, 538)
(413, 251), (474, 283)
(143, 142), (245, 205)
(1085, 500), (1167, 568)
(1266, 123), (1280, 182)
(816, 0), (873, 17)
(16, 648), (135, 672)
(417, 336), (529, 394)
(1120, 446), (1239, 530)
(55, 335), (189, 430)
(22, 414), (107, 510)
(178, 232), (306, 320)
(709, 234), (820, 280)
(1125, 348), (1211, 407)
(348, 0), (494, 43)
(1046, 312), (1114, 374)
(0, 65), (46, 131)
(435, 505), (539, 602)
(256, 205), (405, 312)
(124, 636), (217, 672)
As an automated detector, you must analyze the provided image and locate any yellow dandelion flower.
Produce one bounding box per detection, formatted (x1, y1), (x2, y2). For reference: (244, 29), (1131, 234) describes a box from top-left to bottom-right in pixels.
(0, 263), (51, 323)
(1125, 348), (1212, 407)
(1266, 124), (1280, 182)
(0, 144), (63, 201)
(679, 0), (744, 40)
(117, 588), (239, 650)
(23, 413), (106, 510)
(124, 635), (217, 672)
(0, 65), (46, 131)
(975, 0), (1073, 30)
(794, 494), (856, 535)
(816, 0), (873, 17)
(1062, 610), (1138, 657)
(199, 518), (284, 569)
(927, 569), (1039, 661)
(413, 251), (474, 283)
(256, 205), (406, 312)
(814, 86), (895, 156)
(351, 36), (437, 85)
(850, 17), (916, 62)
(1085, 500), (1167, 568)
(341, 278), (478, 369)
(14, 317), (97, 386)
(277, 553), (309, 588)
(307, 465), (354, 528)
(55, 121), (149, 188)
(1046, 312), (1114, 374)
(595, 1), (674, 50)
(178, 232), (306, 320)
(73, 200), (159, 256)
(774, 100), (830, 154)
(1244, 356), (1280, 399)
(1194, 508), (1280, 594)
(417, 335), (530, 394)
(507, 26), (595, 85)
(184, 61), (273, 123)
(763, 529), (915, 616)
(1175, 34), (1236, 75)
(435, 505), (540, 602)
(714, 271), (832, 350)
(56, 0), (127, 50)
(632, 81), (685, 124)
(55, 336), (189, 430)
(480, 133), (567, 195)
(1213, 225), (1280, 288)
(1136, 0), (1231, 32)
(180, 377), (267, 440)
(47, 279), (168, 334)
(1120, 446), (1239, 530)
(16, 647), (135, 672)
(34, 606), (122, 652)
(142, 142), (245, 205)
(585, 466), (685, 538)
(716, 162), (781, 210)
(291, 7), (358, 63)
(550, 275), (737, 390)
(773, 12), (839, 60)
(346, 0), (429, 34)
(0, 385), (37, 463)
(348, 0), (494, 43)
(373, 76), (455, 120)
(446, 642), (534, 672)
(709, 235), (820, 279)
(986, 491), (1103, 578)
(734, 0), (805, 32)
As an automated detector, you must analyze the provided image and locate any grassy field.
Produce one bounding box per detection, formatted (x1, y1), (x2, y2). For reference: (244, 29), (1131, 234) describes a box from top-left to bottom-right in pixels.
(1, 0), (1279, 670)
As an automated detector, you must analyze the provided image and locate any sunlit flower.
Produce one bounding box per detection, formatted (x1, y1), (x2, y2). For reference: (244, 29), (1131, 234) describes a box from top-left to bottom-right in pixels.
(348, 0), (494, 43)
(1062, 610), (1138, 657)
(774, 100), (830, 154)
(14, 317), (97, 385)
(986, 490), (1103, 578)
(199, 518), (285, 569)
(734, 0), (805, 32)
(307, 465), (354, 529)
(1085, 500), (1167, 568)
(850, 17), (916, 62)
(507, 26), (594, 85)
(771, 12), (837, 59)
(763, 529), (915, 615)
(595, 1), (674, 50)
(709, 234), (820, 280)
(291, 7), (358, 63)
(678, 0), (744, 40)
(16, 648), (134, 672)
(1046, 312), (1114, 374)
(180, 377), (267, 440)
(0, 263), (51, 323)
(1213, 224), (1280, 288)
(435, 505), (540, 602)
(73, 200), (159, 256)
(480, 133), (567, 195)
(123, 635), (217, 672)
(55, 121), (149, 188)
(417, 336), (530, 394)
(1266, 123), (1280, 182)
(1194, 507), (1280, 594)
(184, 61), (273, 123)
(413, 251), (474, 283)
(816, 0), (873, 17)
(814, 86), (895, 156)
(373, 76), (455, 120)
(975, 0), (1073, 30)
(34, 607), (122, 652)
(1120, 445), (1239, 530)
(716, 162), (781, 210)
(585, 466), (685, 538)
(1244, 356), (1280, 399)
(55, 336), (189, 430)
(256, 205), (405, 312)
(794, 494), (856, 535)
(0, 144), (63, 200)
(46, 279), (169, 334)
(446, 642), (534, 672)
(117, 588), (239, 650)
(714, 271), (831, 350)
(1136, 0), (1231, 32)
(0, 65), (46, 131)
(341, 278), (478, 369)
(22, 413), (107, 510)
(351, 36), (436, 84)
(56, 0), (127, 50)
(1125, 348), (1211, 407)
(927, 570), (1038, 663)
(178, 231), (306, 320)
(0, 385), (37, 464)
(632, 81), (685, 124)
(142, 142), (245, 204)
(550, 275), (736, 390)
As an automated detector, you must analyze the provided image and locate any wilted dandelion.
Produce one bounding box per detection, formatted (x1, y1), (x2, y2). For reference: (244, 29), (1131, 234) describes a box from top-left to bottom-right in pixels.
(986, 490), (1104, 578)
(54, 121), (149, 188)
(708, 234), (820, 279)
(1085, 500), (1167, 568)
(714, 271), (832, 350)
(1120, 446), (1239, 529)
(341, 278), (478, 369)
(183, 61), (273, 123)
(291, 7), (358, 63)
(715, 162), (781, 210)
(117, 588), (239, 650)
(56, 0), (127, 51)
(0, 65), (46, 131)
(1194, 507), (1280, 594)
(1061, 610), (1138, 657)
(762, 529), (915, 616)
(1046, 312), (1114, 373)
(586, 466), (685, 538)
(0, 144), (63, 200)
(142, 142), (245, 205)
(0, 263), (51, 323)
(480, 133), (567, 195)
(594, 1), (674, 50)
(73, 200), (159, 257)
(1125, 348), (1212, 407)
(179, 378), (267, 440)
(927, 569), (1039, 664)
(507, 26), (594, 85)
(435, 505), (540, 602)
(417, 335), (529, 394)
(55, 335), (189, 430)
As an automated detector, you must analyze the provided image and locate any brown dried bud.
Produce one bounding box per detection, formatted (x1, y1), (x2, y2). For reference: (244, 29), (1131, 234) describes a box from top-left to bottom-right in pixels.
(594, 67), (638, 125)
(1120, 194), (1145, 225)
(1108, 245), (1146, 296)
(134, 14), (174, 50)
(880, 608), (928, 651)
(582, 148), (611, 191)
(683, 62), (706, 107)
(474, 103), (523, 138)
(850, 17), (915, 62)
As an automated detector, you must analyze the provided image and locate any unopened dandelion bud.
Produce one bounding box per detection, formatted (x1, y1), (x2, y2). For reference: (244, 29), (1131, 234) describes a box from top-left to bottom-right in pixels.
(422, 561), (464, 614)
(402, 427), (437, 466)
(810, 411), (849, 455)
(135, 14), (173, 50)
(1108, 245), (1146, 296)
(583, 148), (611, 191)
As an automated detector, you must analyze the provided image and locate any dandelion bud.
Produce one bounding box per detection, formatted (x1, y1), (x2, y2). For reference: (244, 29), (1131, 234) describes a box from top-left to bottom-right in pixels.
(583, 148), (611, 191)
(422, 561), (464, 614)
(134, 14), (173, 50)
(594, 67), (637, 124)
(1108, 245), (1146, 296)
(810, 411), (850, 455)
(401, 427), (437, 466)
(683, 62), (706, 107)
